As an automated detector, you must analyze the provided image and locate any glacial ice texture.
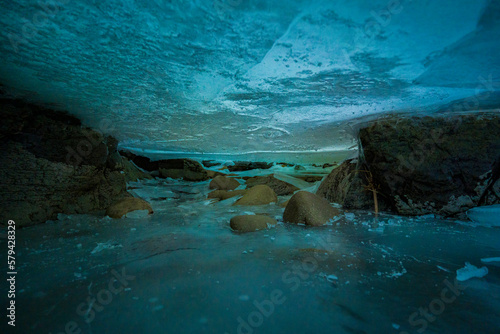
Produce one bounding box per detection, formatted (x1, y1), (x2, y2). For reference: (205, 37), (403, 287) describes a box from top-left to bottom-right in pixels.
(1, 0), (500, 154)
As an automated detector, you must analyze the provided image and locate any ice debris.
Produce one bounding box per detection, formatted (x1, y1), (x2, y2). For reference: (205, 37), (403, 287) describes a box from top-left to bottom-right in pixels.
(456, 262), (489, 281)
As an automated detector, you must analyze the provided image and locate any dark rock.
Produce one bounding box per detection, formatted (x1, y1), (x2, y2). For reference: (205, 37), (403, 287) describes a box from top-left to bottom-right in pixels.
(283, 191), (340, 226)
(209, 175), (240, 191)
(158, 158), (208, 181)
(322, 163), (336, 168)
(358, 115), (500, 216)
(202, 160), (220, 168)
(121, 158), (154, 182)
(0, 99), (128, 227)
(297, 175), (324, 183)
(294, 165), (306, 171)
(245, 174), (299, 196)
(119, 150), (159, 171)
(228, 161), (273, 172)
(316, 159), (379, 210)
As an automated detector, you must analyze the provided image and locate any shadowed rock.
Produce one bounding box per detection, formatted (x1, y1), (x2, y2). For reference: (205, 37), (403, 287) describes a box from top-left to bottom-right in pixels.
(228, 161), (273, 172)
(316, 159), (375, 210)
(0, 99), (128, 227)
(359, 115), (500, 216)
(159, 159), (209, 181)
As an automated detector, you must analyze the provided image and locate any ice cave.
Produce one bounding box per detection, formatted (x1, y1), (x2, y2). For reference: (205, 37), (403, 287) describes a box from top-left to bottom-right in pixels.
(1, 0), (500, 333)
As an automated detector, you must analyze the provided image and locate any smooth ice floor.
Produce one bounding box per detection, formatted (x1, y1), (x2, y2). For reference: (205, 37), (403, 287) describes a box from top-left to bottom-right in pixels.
(5, 177), (500, 334)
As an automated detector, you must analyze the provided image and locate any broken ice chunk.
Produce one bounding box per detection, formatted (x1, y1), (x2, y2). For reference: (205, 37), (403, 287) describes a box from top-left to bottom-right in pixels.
(326, 274), (338, 283)
(456, 262), (488, 281)
(466, 204), (500, 227)
(344, 213), (355, 221)
(481, 257), (500, 266)
(125, 209), (151, 219)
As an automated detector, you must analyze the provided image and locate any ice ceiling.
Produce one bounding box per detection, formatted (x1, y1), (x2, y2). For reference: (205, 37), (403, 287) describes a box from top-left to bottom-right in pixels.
(1, 0), (499, 155)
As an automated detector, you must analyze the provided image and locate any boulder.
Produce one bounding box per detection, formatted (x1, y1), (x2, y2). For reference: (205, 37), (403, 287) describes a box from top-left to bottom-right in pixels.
(358, 115), (500, 216)
(230, 215), (277, 232)
(294, 165), (306, 171)
(208, 189), (247, 201)
(316, 159), (376, 210)
(106, 197), (153, 219)
(233, 185), (277, 206)
(209, 175), (240, 190)
(245, 174), (299, 195)
(0, 99), (128, 227)
(228, 161), (273, 172)
(283, 191), (340, 226)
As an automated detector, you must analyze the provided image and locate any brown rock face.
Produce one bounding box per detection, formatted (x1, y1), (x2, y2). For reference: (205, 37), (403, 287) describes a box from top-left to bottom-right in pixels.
(316, 115), (500, 217)
(106, 197), (153, 219)
(233, 185), (277, 206)
(0, 99), (129, 227)
(230, 215), (277, 232)
(245, 174), (299, 196)
(209, 175), (240, 191)
(359, 115), (500, 216)
(283, 191), (340, 226)
(316, 159), (376, 210)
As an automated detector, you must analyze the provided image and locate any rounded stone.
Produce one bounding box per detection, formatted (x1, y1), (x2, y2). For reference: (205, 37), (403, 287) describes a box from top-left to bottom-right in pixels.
(106, 197), (153, 219)
(283, 191), (340, 226)
(230, 215), (277, 232)
(233, 185), (277, 206)
(209, 175), (240, 191)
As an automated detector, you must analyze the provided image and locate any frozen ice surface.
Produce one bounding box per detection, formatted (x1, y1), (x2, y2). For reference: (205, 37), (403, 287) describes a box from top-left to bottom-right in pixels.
(467, 204), (500, 227)
(90, 241), (123, 255)
(456, 262), (489, 281)
(8, 178), (500, 334)
(124, 209), (151, 219)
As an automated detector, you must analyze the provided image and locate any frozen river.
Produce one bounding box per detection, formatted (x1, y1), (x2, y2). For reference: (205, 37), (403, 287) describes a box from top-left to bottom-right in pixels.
(6, 176), (500, 334)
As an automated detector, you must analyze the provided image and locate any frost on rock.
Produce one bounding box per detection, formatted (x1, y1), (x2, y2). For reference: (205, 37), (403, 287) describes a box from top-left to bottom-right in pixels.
(456, 262), (489, 281)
